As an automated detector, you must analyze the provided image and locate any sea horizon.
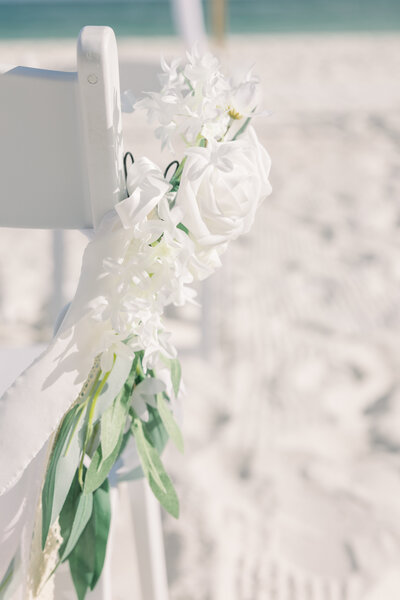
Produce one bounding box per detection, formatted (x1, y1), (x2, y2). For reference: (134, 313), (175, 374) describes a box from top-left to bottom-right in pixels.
(0, 0), (399, 39)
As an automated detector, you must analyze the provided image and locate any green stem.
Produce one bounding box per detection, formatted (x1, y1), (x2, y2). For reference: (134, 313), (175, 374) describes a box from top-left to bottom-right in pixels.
(220, 117), (234, 141)
(63, 365), (101, 456)
(78, 367), (112, 487)
(136, 357), (145, 379)
(169, 157), (187, 188)
(231, 115), (252, 141)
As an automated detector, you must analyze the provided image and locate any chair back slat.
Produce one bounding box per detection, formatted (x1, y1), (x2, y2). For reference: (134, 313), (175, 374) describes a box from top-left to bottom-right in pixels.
(77, 25), (125, 227)
(0, 26), (124, 230)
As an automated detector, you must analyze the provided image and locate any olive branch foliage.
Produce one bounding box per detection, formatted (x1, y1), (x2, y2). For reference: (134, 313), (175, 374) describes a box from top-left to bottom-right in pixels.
(41, 351), (182, 600)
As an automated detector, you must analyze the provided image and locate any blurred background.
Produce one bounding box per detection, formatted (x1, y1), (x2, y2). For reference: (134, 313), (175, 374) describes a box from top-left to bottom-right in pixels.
(1, 1), (400, 598)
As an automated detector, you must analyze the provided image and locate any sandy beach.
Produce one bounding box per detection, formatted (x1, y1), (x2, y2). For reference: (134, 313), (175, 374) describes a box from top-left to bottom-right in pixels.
(1, 32), (400, 599)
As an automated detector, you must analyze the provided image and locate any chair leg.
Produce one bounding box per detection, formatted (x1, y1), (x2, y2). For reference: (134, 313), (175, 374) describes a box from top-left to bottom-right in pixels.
(54, 482), (169, 600)
(128, 478), (169, 600)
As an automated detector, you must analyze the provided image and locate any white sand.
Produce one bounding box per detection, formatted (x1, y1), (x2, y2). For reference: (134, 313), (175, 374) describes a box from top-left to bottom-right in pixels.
(1, 32), (400, 599)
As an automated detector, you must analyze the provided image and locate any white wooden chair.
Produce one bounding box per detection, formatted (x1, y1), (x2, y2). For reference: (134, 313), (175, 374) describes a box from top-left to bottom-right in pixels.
(0, 25), (169, 600)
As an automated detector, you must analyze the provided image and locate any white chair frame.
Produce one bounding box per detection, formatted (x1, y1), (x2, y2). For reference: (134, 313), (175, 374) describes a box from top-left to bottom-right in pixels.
(0, 25), (169, 600)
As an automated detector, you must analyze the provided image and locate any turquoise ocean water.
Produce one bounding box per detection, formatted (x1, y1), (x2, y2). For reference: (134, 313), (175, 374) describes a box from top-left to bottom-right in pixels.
(0, 0), (399, 39)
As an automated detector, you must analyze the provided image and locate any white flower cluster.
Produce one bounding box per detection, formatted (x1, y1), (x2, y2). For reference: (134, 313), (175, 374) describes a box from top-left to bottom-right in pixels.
(67, 49), (272, 393)
(137, 47), (263, 151)
(0, 50), (273, 600)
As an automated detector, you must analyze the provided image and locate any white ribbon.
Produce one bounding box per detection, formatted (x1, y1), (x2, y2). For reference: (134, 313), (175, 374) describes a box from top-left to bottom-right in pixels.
(0, 206), (128, 583)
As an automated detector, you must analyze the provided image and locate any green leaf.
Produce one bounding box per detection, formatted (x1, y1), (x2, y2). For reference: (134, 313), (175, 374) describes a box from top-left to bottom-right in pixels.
(84, 431), (123, 495)
(92, 355), (132, 422)
(170, 358), (181, 397)
(59, 471), (81, 558)
(176, 222), (189, 235)
(100, 394), (129, 462)
(84, 361), (136, 494)
(144, 405), (169, 454)
(60, 491), (93, 562)
(42, 405), (82, 549)
(68, 520), (95, 600)
(117, 408), (169, 482)
(68, 479), (111, 599)
(159, 356), (182, 397)
(118, 354), (141, 406)
(91, 479), (111, 589)
(131, 415), (179, 518)
(69, 548), (93, 600)
(157, 394), (184, 453)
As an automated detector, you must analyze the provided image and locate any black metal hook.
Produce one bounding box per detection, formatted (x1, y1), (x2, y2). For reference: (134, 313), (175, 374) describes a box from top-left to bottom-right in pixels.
(123, 151), (134, 181)
(164, 160), (180, 181)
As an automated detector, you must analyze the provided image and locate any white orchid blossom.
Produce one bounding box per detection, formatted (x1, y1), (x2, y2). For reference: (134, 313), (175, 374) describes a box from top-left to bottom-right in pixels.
(226, 68), (262, 118)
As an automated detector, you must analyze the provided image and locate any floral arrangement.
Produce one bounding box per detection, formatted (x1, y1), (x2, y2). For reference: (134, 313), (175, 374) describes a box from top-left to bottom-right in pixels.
(5, 49), (271, 599)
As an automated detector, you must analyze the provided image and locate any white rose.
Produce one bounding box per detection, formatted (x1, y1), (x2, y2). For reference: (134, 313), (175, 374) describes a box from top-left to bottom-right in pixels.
(187, 244), (222, 281)
(176, 126), (271, 247)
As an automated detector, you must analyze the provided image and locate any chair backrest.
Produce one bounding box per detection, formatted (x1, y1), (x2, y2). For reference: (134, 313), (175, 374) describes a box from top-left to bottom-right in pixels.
(0, 26), (125, 229)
